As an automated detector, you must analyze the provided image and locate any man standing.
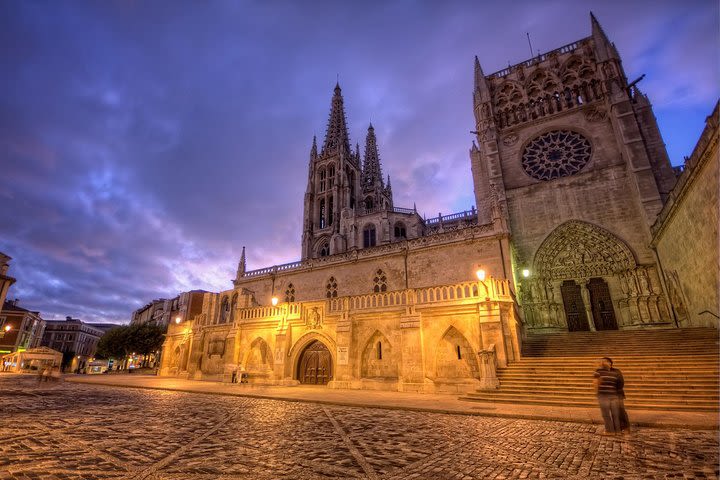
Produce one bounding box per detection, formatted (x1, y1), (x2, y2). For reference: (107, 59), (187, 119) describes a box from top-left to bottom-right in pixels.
(593, 357), (627, 435)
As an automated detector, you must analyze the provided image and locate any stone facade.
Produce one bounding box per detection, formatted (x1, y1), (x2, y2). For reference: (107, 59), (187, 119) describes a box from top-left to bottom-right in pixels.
(131, 290), (207, 328)
(41, 317), (104, 372)
(0, 300), (45, 354)
(471, 14), (677, 332)
(160, 15), (715, 392)
(652, 102), (719, 327)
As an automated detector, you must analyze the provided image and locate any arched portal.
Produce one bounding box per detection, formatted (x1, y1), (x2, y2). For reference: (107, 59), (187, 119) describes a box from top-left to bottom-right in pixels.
(528, 220), (635, 331)
(297, 340), (333, 385)
(360, 330), (397, 379)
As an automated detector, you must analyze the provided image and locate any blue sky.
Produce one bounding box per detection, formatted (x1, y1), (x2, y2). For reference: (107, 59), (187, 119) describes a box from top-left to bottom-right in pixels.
(1, 0), (717, 323)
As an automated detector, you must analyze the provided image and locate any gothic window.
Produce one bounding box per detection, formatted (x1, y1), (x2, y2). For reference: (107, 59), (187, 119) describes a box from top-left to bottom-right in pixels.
(219, 296), (229, 324)
(319, 169), (327, 192)
(328, 165), (335, 189)
(377, 341), (382, 360)
(347, 168), (356, 209)
(521, 130), (591, 181)
(394, 222), (406, 239)
(328, 196), (334, 226)
(319, 199), (326, 228)
(319, 243), (330, 257)
(373, 269), (387, 293)
(230, 293), (238, 323)
(363, 224), (376, 248)
(326, 276), (338, 298)
(365, 197), (374, 211)
(284, 283), (296, 303)
(456, 345), (462, 360)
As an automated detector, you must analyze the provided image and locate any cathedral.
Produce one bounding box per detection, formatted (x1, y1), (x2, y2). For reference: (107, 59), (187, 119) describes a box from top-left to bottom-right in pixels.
(159, 15), (717, 393)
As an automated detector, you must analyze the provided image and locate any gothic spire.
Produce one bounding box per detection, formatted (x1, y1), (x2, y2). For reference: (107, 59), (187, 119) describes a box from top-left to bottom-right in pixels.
(362, 123), (384, 188)
(474, 56), (490, 104)
(310, 135), (317, 160)
(321, 83), (351, 156)
(590, 12), (617, 62)
(235, 246), (246, 280)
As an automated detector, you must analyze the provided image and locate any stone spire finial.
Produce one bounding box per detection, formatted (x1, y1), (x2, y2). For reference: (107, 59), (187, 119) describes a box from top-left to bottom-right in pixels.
(590, 12), (617, 62)
(321, 83), (351, 156)
(362, 123), (384, 189)
(236, 246), (246, 280)
(310, 135), (317, 159)
(473, 56), (491, 105)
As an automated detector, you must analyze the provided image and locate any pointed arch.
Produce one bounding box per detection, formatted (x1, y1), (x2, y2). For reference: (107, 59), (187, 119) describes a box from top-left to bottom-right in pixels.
(244, 337), (273, 375)
(435, 326), (479, 380)
(533, 220), (636, 280)
(360, 330), (398, 379)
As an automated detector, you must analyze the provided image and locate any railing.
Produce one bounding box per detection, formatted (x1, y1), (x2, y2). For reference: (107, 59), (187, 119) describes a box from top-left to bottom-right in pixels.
(237, 303), (301, 320)
(424, 208), (476, 226)
(244, 261), (305, 278)
(488, 39), (585, 79)
(392, 206), (417, 215)
(328, 290), (410, 312)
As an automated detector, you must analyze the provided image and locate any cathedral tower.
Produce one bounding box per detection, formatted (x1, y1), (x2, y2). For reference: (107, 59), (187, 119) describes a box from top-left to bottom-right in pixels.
(302, 84), (363, 260)
(471, 14), (677, 332)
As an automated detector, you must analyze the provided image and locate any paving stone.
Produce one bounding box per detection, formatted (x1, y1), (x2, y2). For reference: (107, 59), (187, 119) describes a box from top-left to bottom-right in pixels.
(0, 375), (717, 479)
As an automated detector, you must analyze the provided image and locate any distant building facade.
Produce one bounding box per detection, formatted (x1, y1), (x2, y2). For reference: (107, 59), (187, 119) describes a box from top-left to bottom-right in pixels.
(652, 102), (719, 327)
(0, 253), (16, 309)
(0, 300), (46, 354)
(160, 15), (715, 393)
(41, 317), (104, 372)
(131, 290), (207, 328)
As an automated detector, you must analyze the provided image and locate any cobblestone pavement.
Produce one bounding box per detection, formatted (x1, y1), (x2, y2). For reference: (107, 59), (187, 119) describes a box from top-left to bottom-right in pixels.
(0, 375), (717, 480)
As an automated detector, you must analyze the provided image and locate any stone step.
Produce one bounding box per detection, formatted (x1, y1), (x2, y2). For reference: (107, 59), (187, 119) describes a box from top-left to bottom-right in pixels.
(463, 390), (719, 403)
(459, 395), (719, 412)
(485, 386), (720, 399)
(497, 380), (720, 390)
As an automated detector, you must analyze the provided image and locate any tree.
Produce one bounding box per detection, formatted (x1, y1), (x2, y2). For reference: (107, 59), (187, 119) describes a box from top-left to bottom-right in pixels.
(96, 327), (131, 360)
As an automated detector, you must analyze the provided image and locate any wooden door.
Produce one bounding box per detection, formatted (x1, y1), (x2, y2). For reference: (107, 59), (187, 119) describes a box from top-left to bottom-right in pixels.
(561, 280), (590, 331)
(588, 278), (618, 330)
(298, 340), (332, 385)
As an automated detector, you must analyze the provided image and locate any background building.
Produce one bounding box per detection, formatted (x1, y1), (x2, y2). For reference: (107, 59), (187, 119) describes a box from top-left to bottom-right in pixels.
(41, 317), (104, 372)
(0, 300), (46, 355)
(0, 253), (16, 309)
(131, 290), (207, 328)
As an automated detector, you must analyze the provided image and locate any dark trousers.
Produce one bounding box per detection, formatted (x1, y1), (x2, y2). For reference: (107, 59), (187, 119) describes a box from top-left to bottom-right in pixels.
(598, 395), (622, 433)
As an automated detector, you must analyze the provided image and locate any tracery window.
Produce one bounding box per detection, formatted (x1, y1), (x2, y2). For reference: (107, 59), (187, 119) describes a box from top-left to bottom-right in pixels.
(521, 130), (591, 181)
(365, 197), (374, 211)
(319, 169), (327, 192)
(319, 199), (326, 228)
(394, 222), (406, 239)
(285, 283), (296, 303)
(373, 269), (387, 293)
(326, 276), (338, 298)
(328, 165), (335, 189)
(230, 293), (238, 323)
(363, 224), (376, 248)
(328, 196), (334, 226)
(319, 243), (330, 257)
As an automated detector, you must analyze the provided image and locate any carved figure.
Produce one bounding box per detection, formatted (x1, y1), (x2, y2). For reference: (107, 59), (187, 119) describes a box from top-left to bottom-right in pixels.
(306, 307), (322, 329)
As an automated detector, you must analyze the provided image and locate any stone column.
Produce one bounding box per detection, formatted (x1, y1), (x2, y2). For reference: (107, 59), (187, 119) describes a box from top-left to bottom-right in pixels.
(330, 310), (353, 389)
(478, 302), (508, 367)
(581, 281), (597, 331)
(398, 306), (427, 392)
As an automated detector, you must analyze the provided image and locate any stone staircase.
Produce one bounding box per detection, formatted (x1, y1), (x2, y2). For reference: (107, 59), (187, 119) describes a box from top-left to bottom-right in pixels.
(461, 328), (719, 412)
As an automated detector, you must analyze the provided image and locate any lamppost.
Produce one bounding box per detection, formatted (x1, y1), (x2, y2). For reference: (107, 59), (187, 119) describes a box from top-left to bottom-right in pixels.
(476, 267), (491, 301)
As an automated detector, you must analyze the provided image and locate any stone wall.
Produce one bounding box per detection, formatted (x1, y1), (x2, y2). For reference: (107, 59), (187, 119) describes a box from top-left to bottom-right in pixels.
(160, 278), (522, 394)
(653, 103), (719, 328)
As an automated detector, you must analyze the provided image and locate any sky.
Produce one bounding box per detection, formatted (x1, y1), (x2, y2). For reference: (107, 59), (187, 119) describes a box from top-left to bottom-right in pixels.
(1, 0), (718, 323)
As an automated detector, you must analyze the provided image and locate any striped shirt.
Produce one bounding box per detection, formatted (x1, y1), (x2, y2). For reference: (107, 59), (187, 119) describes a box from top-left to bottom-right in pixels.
(594, 367), (624, 396)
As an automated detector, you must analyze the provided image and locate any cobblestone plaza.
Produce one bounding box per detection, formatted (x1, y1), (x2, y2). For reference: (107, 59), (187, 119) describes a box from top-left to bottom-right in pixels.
(0, 375), (717, 480)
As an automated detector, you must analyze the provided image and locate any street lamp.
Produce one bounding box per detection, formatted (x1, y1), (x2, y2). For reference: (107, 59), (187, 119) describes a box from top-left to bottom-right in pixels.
(175, 316), (182, 324)
(522, 269), (530, 278)
(271, 296), (279, 306)
(475, 268), (486, 282)
(3, 325), (11, 333)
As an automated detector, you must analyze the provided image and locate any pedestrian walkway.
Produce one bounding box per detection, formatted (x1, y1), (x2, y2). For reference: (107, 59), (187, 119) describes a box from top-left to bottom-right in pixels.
(65, 374), (718, 430)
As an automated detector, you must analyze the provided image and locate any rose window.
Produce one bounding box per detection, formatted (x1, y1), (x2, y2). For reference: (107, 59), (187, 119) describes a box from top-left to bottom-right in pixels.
(521, 130), (591, 180)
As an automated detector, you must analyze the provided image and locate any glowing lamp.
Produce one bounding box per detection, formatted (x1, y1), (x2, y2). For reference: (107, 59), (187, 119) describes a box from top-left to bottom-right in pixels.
(271, 296), (279, 306)
(175, 317), (182, 324)
(3, 325), (10, 332)
(475, 269), (486, 282)
(522, 269), (530, 278)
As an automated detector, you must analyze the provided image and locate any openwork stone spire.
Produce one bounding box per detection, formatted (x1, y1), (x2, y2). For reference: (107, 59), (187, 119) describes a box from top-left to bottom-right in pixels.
(362, 123), (384, 189)
(321, 83), (351, 156)
(235, 246), (246, 281)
